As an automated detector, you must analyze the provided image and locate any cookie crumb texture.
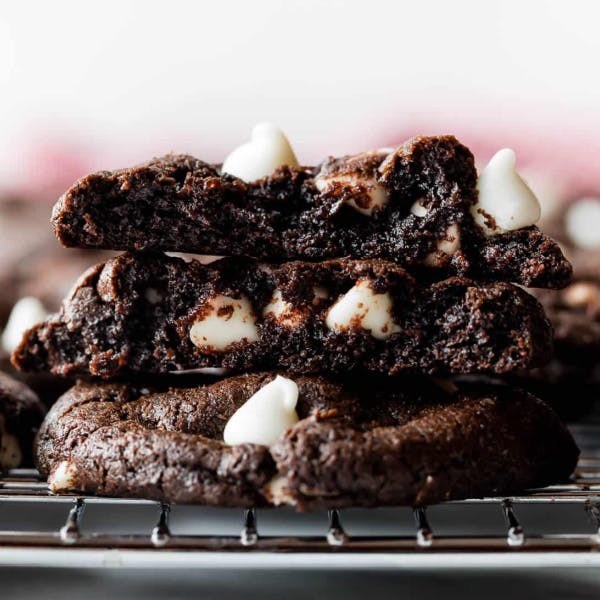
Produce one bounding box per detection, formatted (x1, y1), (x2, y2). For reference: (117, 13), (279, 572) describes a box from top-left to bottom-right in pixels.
(51, 136), (571, 289)
(0, 371), (46, 469)
(12, 252), (552, 378)
(34, 373), (579, 509)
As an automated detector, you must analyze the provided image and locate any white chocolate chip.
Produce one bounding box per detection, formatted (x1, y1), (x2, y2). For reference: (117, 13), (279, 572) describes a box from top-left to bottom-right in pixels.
(263, 290), (304, 328)
(325, 279), (400, 340)
(565, 198), (600, 249)
(189, 294), (259, 351)
(315, 173), (389, 216)
(410, 198), (429, 217)
(263, 475), (296, 506)
(423, 224), (461, 266)
(471, 149), (541, 235)
(223, 375), (299, 446)
(0, 415), (22, 470)
(264, 287), (329, 327)
(221, 122), (299, 182)
(48, 460), (79, 492)
(315, 149), (391, 216)
(1, 297), (50, 353)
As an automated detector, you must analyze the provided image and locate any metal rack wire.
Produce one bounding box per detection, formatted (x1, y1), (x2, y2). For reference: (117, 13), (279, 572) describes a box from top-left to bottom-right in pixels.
(1, 420), (600, 569)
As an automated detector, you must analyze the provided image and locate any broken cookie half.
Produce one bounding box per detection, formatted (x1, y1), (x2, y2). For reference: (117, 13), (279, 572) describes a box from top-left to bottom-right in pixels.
(12, 252), (552, 378)
(51, 134), (571, 288)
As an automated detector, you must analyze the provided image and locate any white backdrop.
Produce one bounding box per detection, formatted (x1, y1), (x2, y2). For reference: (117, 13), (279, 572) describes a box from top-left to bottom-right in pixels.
(0, 0), (599, 197)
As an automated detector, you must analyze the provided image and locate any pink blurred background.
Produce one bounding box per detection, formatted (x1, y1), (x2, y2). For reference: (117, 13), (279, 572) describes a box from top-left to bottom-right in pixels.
(1, 0), (599, 203)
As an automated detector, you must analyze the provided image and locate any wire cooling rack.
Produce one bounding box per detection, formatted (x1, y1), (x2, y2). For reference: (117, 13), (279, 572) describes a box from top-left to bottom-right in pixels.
(1, 419), (600, 569)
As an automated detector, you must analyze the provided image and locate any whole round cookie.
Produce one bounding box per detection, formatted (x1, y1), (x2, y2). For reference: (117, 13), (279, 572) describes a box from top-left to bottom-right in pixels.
(0, 371), (46, 469)
(36, 372), (578, 509)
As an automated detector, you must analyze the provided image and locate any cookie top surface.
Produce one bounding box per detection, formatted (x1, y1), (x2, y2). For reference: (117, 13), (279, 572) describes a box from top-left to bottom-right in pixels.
(51, 136), (571, 289)
(35, 372), (579, 509)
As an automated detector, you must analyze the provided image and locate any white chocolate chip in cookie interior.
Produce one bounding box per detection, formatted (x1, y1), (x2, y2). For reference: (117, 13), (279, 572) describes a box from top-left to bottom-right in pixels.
(325, 279), (401, 340)
(221, 122), (299, 183)
(48, 460), (79, 492)
(315, 150), (390, 216)
(263, 474), (296, 507)
(263, 290), (304, 328)
(471, 148), (541, 236)
(190, 294), (259, 351)
(0, 415), (22, 470)
(423, 223), (461, 267)
(264, 287), (330, 328)
(565, 197), (600, 249)
(410, 198), (429, 217)
(2, 297), (50, 353)
(223, 375), (299, 446)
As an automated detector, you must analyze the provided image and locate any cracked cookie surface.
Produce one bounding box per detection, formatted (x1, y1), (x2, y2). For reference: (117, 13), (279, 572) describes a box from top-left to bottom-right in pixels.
(35, 372), (579, 509)
(51, 136), (572, 288)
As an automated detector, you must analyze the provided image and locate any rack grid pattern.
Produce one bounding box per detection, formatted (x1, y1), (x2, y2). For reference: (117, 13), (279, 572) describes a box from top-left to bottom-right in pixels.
(1, 420), (600, 568)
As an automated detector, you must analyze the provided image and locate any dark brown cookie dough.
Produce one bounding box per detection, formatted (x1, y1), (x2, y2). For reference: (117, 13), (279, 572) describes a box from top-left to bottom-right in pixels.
(35, 373), (578, 509)
(0, 371), (46, 469)
(51, 136), (572, 288)
(13, 252), (552, 378)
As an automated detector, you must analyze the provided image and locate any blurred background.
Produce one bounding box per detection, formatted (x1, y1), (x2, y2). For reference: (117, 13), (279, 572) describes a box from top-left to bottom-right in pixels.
(2, 0), (600, 202)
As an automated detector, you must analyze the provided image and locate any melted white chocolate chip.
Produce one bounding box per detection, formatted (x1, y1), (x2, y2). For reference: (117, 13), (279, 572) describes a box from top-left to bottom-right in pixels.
(264, 287), (329, 328)
(221, 122), (299, 182)
(263, 290), (304, 328)
(423, 224), (461, 266)
(1, 297), (50, 353)
(190, 294), (259, 351)
(471, 148), (541, 235)
(48, 460), (79, 492)
(263, 475), (296, 506)
(325, 279), (400, 340)
(410, 198), (429, 217)
(223, 375), (299, 446)
(315, 172), (389, 216)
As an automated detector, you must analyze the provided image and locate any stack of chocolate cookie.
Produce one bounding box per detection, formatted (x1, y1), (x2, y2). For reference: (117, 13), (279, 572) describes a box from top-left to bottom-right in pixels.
(12, 127), (579, 509)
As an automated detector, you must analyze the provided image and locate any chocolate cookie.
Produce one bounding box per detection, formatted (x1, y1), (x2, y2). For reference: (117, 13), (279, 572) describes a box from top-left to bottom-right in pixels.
(13, 252), (552, 378)
(515, 281), (600, 418)
(35, 373), (578, 509)
(51, 136), (571, 288)
(0, 371), (46, 469)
